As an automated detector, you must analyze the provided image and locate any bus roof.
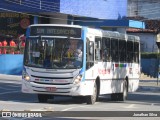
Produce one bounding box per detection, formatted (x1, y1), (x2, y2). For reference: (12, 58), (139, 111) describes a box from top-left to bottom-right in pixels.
(102, 30), (140, 42)
(28, 24), (140, 42)
(29, 24), (82, 28)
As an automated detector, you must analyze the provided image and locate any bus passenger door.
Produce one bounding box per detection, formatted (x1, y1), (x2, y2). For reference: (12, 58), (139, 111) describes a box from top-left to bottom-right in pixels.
(86, 38), (94, 70)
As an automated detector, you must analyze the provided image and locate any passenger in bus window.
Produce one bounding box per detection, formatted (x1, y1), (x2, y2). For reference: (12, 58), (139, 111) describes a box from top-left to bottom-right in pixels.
(43, 55), (51, 68)
(75, 48), (82, 60)
(2, 39), (7, 54)
(73, 48), (82, 67)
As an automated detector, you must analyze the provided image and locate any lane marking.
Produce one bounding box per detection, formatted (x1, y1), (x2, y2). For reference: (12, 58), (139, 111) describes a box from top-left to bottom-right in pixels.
(7, 85), (21, 88)
(151, 103), (154, 106)
(61, 105), (85, 111)
(0, 86), (17, 91)
(0, 91), (20, 95)
(124, 104), (137, 109)
(0, 80), (21, 84)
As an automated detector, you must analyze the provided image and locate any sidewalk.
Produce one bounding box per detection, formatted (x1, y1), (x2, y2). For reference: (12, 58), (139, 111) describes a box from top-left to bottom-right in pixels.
(0, 74), (21, 81)
(138, 73), (160, 92)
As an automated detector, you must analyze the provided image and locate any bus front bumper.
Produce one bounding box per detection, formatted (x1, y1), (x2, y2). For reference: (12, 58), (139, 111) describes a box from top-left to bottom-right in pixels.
(21, 79), (94, 96)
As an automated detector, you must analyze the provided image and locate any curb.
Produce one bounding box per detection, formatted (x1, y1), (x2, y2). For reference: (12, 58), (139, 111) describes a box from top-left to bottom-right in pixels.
(0, 74), (21, 81)
(140, 80), (159, 82)
(138, 86), (160, 92)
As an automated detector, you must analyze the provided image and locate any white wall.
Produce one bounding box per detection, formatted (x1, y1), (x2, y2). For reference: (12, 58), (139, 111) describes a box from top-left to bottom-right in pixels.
(117, 28), (126, 34)
(128, 33), (158, 52)
(49, 14), (68, 24)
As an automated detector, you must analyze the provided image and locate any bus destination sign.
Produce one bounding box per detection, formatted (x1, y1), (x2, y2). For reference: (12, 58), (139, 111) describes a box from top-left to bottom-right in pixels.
(30, 26), (82, 38)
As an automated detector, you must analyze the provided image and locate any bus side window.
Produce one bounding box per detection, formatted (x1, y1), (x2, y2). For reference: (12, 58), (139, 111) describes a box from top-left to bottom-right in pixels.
(127, 41), (134, 63)
(119, 40), (126, 62)
(102, 37), (111, 62)
(134, 42), (139, 63)
(111, 38), (119, 62)
(86, 39), (94, 69)
(95, 37), (102, 61)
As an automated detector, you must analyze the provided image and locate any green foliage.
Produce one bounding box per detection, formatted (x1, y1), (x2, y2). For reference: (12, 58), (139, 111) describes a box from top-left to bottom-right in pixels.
(141, 52), (159, 59)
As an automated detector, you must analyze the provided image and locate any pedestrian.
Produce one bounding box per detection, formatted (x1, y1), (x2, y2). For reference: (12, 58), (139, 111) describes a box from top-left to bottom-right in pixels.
(0, 41), (2, 54)
(10, 39), (16, 54)
(2, 39), (7, 54)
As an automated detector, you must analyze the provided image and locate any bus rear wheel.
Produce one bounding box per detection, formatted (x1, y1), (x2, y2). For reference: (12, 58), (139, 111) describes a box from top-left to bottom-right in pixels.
(86, 82), (97, 104)
(118, 80), (128, 101)
(37, 94), (53, 103)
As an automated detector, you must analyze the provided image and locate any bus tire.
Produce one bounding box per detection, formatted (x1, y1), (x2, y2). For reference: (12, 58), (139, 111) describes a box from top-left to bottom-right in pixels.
(86, 82), (97, 104)
(118, 80), (128, 101)
(37, 94), (53, 103)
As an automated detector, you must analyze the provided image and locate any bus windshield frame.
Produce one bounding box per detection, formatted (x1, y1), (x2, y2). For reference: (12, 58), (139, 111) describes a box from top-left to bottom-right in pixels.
(24, 36), (83, 69)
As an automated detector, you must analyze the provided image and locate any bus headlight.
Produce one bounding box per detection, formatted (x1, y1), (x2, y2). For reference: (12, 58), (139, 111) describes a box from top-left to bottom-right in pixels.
(74, 75), (82, 84)
(22, 71), (30, 81)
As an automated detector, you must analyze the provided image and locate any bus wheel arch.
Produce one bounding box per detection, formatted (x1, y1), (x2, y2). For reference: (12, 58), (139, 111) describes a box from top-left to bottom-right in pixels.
(125, 76), (129, 92)
(96, 76), (100, 101)
(119, 77), (128, 101)
(86, 77), (100, 104)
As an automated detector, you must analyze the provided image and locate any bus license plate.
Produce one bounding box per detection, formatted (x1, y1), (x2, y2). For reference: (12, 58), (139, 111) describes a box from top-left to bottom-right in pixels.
(46, 87), (57, 92)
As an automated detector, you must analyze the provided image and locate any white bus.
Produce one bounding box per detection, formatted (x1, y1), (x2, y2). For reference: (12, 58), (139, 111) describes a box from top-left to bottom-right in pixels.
(22, 24), (140, 104)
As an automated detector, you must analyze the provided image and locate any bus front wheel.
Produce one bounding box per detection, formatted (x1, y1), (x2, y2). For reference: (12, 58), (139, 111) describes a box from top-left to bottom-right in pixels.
(86, 82), (97, 104)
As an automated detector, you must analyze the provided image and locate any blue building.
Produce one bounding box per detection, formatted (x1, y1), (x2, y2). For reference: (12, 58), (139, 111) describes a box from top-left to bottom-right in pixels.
(0, 0), (144, 75)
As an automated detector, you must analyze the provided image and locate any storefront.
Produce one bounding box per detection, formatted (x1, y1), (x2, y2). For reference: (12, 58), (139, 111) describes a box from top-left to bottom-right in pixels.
(0, 12), (33, 75)
(0, 12), (33, 54)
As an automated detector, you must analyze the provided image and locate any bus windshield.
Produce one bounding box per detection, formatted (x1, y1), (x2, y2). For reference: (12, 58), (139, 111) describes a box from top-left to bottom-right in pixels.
(24, 37), (83, 69)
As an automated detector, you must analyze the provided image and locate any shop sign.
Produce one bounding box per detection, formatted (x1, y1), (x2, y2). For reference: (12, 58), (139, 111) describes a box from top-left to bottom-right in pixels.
(0, 12), (33, 37)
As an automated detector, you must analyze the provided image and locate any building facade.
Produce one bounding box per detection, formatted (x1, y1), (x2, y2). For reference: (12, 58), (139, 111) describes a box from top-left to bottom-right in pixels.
(128, 0), (160, 53)
(128, 0), (160, 19)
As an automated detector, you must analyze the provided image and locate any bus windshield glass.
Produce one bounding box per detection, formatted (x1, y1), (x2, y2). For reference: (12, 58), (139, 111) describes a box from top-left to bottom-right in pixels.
(24, 37), (83, 69)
